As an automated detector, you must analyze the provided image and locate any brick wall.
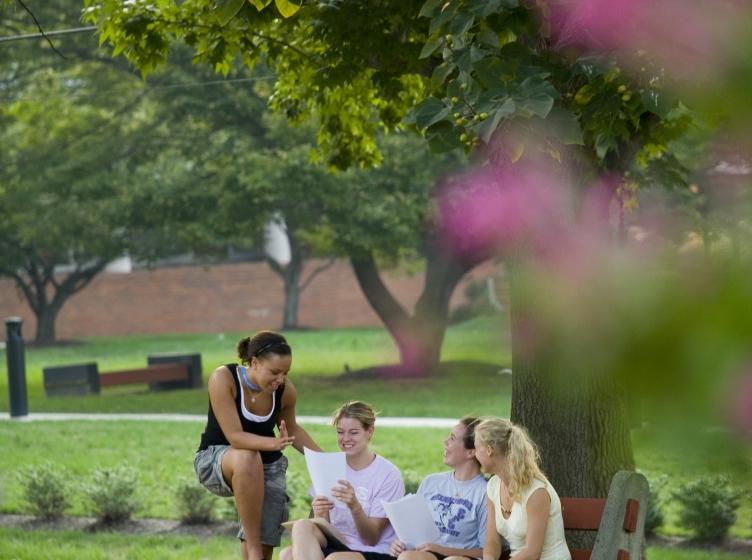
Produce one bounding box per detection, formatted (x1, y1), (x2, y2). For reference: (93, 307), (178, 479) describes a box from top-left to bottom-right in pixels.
(0, 259), (497, 340)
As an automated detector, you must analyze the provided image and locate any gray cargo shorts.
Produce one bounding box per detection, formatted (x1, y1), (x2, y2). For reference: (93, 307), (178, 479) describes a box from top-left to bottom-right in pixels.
(194, 445), (289, 546)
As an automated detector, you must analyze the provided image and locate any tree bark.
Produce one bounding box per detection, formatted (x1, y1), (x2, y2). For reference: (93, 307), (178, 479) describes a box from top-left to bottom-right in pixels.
(507, 263), (635, 548)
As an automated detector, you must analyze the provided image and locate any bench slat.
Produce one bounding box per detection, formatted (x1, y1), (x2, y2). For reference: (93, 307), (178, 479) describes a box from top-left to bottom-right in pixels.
(100, 363), (189, 387)
(561, 497), (607, 531)
(622, 499), (639, 533)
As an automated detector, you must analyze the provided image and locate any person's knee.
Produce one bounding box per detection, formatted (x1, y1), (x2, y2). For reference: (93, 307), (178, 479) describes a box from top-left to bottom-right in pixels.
(291, 519), (316, 538)
(232, 449), (263, 478)
(324, 553), (353, 560)
(398, 552), (426, 560)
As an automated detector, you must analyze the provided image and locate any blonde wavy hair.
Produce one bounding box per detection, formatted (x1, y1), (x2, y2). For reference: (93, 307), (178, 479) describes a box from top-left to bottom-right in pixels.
(474, 417), (549, 503)
(332, 400), (378, 430)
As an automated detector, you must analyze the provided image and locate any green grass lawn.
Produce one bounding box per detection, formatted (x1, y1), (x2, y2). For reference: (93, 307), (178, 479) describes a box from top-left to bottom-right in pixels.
(1, 422), (750, 539)
(0, 316), (511, 414)
(1, 528), (747, 560)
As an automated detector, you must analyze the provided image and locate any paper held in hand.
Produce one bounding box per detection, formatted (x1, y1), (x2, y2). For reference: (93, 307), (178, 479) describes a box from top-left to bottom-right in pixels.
(304, 447), (347, 502)
(383, 493), (440, 549)
(281, 518), (347, 548)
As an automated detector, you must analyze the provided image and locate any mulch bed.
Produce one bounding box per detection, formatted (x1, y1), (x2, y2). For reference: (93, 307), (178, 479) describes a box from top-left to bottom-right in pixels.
(2, 514), (751, 555)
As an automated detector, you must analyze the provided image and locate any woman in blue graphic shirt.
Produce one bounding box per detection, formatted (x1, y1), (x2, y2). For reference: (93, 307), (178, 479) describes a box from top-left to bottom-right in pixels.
(389, 417), (488, 560)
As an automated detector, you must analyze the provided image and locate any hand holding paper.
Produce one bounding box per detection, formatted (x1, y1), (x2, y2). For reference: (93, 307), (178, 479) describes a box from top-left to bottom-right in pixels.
(304, 447), (347, 502)
(383, 494), (440, 549)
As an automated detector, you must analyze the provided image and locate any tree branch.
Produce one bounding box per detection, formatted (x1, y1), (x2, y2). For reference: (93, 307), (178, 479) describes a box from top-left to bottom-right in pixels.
(15, 0), (67, 59)
(350, 252), (411, 334)
(300, 257), (337, 293)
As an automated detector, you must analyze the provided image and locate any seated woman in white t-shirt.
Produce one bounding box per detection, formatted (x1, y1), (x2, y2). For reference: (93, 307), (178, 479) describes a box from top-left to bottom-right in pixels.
(474, 418), (571, 560)
(281, 401), (404, 560)
(390, 417), (487, 560)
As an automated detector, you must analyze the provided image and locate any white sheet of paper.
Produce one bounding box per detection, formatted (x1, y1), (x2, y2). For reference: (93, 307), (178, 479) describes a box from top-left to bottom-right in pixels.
(383, 493), (440, 549)
(304, 447), (347, 502)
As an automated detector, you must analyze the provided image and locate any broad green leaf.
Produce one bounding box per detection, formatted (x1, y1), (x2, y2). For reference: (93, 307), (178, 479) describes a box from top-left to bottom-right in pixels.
(275, 0), (302, 17)
(431, 62), (455, 88)
(215, 0), (246, 25)
(249, 0), (273, 11)
(419, 0), (444, 18)
(426, 121), (463, 152)
(641, 89), (673, 118)
(473, 57), (506, 89)
(518, 92), (554, 118)
(544, 108), (584, 145)
(467, 0), (504, 18)
(420, 35), (443, 59)
(412, 96), (451, 129)
(450, 13), (475, 37)
(476, 98), (515, 143)
(477, 29), (500, 48)
(429, 3), (457, 34)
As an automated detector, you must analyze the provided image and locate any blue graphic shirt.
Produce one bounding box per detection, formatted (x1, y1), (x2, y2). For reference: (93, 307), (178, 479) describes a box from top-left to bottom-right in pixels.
(417, 471), (488, 552)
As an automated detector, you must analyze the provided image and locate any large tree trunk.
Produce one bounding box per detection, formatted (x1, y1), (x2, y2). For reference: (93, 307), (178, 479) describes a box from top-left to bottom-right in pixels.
(507, 264), (635, 548)
(350, 243), (473, 377)
(34, 300), (63, 344)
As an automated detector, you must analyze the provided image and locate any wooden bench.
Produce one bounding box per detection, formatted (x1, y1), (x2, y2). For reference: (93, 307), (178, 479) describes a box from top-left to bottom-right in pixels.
(99, 363), (189, 390)
(500, 471), (648, 560)
(43, 356), (200, 396)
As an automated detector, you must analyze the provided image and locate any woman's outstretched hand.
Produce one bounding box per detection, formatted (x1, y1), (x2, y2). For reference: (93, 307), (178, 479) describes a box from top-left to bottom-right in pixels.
(274, 419), (296, 450)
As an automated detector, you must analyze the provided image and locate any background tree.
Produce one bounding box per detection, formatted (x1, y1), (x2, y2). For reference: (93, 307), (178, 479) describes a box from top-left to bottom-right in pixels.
(0, 0), (159, 343)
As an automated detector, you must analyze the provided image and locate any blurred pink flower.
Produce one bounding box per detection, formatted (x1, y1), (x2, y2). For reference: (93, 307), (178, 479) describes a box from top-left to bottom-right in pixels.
(437, 160), (570, 262)
(548, 0), (741, 81)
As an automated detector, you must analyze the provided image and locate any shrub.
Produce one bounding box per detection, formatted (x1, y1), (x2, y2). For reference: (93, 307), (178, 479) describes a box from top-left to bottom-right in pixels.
(643, 474), (667, 536)
(17, 463), (70, 520)
(83, 466), (140, 523)
(219, 497), (238, 521)
(671, 475), (741, 541)
(286, 469), (312, 518)
(176, 479), (216, 524)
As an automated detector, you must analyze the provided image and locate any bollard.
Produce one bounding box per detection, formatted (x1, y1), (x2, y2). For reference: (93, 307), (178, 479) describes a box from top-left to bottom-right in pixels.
(5, 317), (28, 418)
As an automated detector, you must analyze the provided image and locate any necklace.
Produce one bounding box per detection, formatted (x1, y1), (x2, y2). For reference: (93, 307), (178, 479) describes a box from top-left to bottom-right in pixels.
(450, 473), (468, 499)
(239, 366), (263, 403)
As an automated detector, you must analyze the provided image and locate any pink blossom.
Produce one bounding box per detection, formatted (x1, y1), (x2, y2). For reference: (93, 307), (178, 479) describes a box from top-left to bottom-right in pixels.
(437, 160), (570, 262)
(548, 0), (743, 81)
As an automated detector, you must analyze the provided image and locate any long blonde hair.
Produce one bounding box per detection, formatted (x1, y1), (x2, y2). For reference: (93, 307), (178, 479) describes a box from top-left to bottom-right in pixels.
(475, 418), (549, 502)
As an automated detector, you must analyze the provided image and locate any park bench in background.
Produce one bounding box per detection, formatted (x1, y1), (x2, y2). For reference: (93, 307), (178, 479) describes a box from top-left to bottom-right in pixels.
(43, 352), (203, 396)
(500, 470), (648, 560)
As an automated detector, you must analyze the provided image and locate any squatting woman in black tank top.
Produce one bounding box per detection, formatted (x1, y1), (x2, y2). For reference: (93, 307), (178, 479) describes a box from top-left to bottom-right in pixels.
(194, 331), (322, 560)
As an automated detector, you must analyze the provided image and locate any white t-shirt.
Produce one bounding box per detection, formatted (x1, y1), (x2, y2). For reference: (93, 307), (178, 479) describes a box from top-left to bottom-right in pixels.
(487, 476), (571, 560)
(312, 454), (405, 553)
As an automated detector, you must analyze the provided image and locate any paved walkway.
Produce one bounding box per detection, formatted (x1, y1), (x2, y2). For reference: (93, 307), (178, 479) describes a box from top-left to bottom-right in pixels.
(0, 412), (455, 428)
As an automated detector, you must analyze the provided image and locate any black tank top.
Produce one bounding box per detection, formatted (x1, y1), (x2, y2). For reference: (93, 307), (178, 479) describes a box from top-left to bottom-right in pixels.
(198, 363), (285, 463)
